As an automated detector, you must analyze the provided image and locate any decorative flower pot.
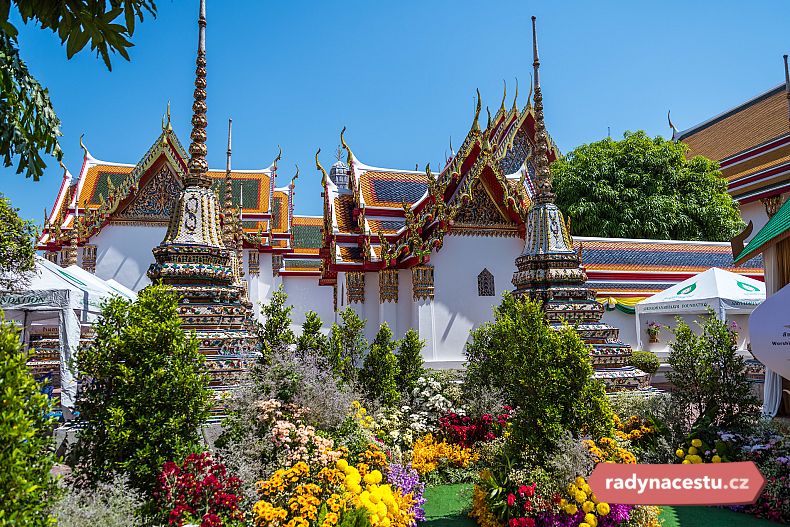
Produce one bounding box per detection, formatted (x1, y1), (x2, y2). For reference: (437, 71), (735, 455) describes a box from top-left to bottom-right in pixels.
(649, 335), (659, 343)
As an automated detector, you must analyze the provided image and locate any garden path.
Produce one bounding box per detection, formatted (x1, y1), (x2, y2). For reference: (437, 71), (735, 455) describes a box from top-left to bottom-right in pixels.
(421, 484), (783, 527)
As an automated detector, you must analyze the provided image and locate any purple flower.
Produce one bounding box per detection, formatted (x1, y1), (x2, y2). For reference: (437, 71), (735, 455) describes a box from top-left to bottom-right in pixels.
(386, 462), (426, 524)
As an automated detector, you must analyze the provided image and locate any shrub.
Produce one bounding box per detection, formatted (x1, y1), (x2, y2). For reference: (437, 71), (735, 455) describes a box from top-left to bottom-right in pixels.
(0, 193), (36, 290)
(328, 307), (367, 384)
(360, 323), (400, 406)
(72, 285), (212, 494)
(258, 285), (295, 361)
(155, 452), (246, 527)
(0, 319), (59, 527)
(53, 473), (144, 527)
(395, 329), (425, 395)
(666, 312), (760, 433)
(296, 310), (330, 359)
(628, 350), (660, 376)
(438, 408), (513, 448)
(465, 293), (614, 458)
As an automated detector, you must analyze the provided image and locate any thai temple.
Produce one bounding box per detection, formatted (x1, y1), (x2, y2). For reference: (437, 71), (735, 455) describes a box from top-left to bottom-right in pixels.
(37, 3), (765, 390)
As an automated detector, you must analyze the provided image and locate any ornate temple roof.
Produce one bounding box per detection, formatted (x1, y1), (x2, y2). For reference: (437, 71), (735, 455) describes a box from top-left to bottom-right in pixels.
(675, 56), (790, 204)
(39, 127), (289, 251)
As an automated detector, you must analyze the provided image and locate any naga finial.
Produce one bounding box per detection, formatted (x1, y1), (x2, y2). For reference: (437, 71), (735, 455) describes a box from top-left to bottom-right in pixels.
(291, 164), (300, 187)
(471, 89), (482, 134)
(271, 145), (282, 172)
(340, 126), (354, 165)
(667, 110), (679, 140)
(162, 100), (172, 131)
(526, 72), (533, 109)
(499, 79), (507, 112)
(512, 77), (519, 113)
(79, 134), (91, 159)
(316, 148), (329, 187)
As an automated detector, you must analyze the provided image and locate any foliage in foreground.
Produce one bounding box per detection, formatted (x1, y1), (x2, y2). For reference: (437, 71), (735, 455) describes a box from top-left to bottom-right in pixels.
(0, 1), (157, 180)
(54, 473), (144, 527)
(0, 193), (36, 290)
(360, 322), (400, 406)
(0, 319), (58, 527)
(465, 293), (614, 457)
(72, 284), (211, 494)
(552, 130), (744, 241)
(666, 312), (759, 433)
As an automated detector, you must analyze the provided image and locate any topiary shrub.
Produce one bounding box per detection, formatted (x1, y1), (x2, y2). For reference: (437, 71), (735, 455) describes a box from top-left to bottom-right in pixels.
(666, 312), (759, 433)
(328, 307), (367, 384)
(72, 285), (212, 494)
(628, 350), (660, 376)
(395, 329), (425, 395)
(465, 293), (613, 458)
(258, 285), (295, 362)
(360, 323), (399, 406)
(0, 319), (59, 527)
(296, 310), (330, 359)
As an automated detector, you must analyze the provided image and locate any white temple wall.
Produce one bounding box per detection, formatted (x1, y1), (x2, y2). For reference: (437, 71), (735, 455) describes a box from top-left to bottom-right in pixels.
(601, 309), (639, 352)
(362, 272), (382, 341)
(396, 269), (414, 337)
(90, 224), (167, 291)
(281, 275), (334, 334)
(739, 200), (770, 243)
(427, 233), (524, 367)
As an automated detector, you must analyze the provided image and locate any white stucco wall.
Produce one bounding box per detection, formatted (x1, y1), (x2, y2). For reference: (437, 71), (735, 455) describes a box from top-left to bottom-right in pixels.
(740, 200), (770, 243)
(90, 224), (167, 291)
(427, 233), (524, 366)
(281, 275), (334, 334)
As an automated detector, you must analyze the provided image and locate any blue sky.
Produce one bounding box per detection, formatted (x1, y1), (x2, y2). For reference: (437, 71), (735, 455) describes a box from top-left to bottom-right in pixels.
(2, 0), (790, 223)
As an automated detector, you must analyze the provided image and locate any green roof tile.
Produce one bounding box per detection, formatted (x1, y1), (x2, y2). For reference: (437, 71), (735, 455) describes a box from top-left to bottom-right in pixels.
(736, 198), (790, 264)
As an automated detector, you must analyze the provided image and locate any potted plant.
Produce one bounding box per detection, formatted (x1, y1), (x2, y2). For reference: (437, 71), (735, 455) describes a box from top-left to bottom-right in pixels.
(646, 321), (662, 343)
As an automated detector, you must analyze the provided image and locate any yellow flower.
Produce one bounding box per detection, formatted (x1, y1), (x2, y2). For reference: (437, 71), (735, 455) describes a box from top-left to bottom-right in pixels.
(564, 504), (578, 515)
(691, 439), (702, 448)
(688, 446), (698, 455)
(675, 449), (684, 458)
(682, 459), (691, 464)
(712, 455), (722, 463)
(579, 524), (591, 527)
(582, 501), (596, 513)
(575, 490), (587, 504)
(596, 502), (610, 516)
(575, 476), (586, 488)
(585, 513), (598, 527)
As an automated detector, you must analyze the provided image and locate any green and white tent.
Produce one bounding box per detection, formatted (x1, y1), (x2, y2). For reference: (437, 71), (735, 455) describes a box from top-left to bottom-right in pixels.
(634, 267), (765, 348)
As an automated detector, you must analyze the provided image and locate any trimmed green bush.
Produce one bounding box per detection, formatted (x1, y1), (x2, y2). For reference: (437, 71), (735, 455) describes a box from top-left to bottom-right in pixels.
(0, 319), (59, 527)
(259, 285), (295, 361)
(465, 293), (613, 457)
(296, 311), (330, 359)
(72, 285), (211, 493)
(328, 307), (367, 384)
(396, 329), (425, 395)
(629, 350), (660, 375)
(360, 322), (399, 406)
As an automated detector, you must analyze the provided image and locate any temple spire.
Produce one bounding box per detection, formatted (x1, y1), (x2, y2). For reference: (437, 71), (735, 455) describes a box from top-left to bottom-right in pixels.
(225, 118), (233, 210)
(186, 0), (210, 187)
(531, 15), (554, 204)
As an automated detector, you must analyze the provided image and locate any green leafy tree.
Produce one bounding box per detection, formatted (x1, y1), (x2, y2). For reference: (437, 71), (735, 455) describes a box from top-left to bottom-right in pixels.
(360, 323), (399, 407)
(0, 193), (36, 289)
(396, 329), (425, 395)
(552, 131), (744, 241)
(0, 319), (58, 527)
(465, 293), (613, 457)
(666, 313), (759, 433)
(72, 285), (211, 494)
(0, 1), (157, 180)
(259, 285), (295, 361)
(296, 310), (330, 359)
(328, 307), (367, 384)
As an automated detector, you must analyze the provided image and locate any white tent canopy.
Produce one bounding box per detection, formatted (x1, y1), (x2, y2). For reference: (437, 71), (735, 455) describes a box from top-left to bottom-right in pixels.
(0, 256), (136, 412)
(635, 267), (765, 349)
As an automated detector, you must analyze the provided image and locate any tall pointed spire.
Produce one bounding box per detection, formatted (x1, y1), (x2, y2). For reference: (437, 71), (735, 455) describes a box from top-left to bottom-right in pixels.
(186, 0), (210, 187)
(530, 16), (554, 204)
(225, 118), (233, 210)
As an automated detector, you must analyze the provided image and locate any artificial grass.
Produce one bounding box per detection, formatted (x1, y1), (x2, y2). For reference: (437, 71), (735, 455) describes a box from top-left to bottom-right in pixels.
(421, 483), (781, 527)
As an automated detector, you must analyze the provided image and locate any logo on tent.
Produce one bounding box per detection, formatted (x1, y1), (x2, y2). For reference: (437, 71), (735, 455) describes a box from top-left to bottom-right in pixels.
(736, 281), (760, 293)
(677, 283), (697, 295)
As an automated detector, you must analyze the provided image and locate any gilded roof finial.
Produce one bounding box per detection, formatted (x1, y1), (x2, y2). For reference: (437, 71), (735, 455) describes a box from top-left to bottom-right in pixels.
(471, 89), (481, 134)
(512, 77), (519, 113)
(784, 54), (789, 129)
(482, 107), (493, 154)
(162, 100), (172, 131)
(79, 133), (91, 159)
(185, 0), (210, 187)
(340, 126), (354, 165)
(224, 118), (233, 211)
(499, 79), (507, 113)
(291, 164), (299, 188)
(530, 16), (554, 204)
(316, 148), (329, 187)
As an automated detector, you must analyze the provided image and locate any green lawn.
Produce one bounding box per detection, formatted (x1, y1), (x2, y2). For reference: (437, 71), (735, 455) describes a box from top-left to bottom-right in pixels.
(421, 484), (781, 527)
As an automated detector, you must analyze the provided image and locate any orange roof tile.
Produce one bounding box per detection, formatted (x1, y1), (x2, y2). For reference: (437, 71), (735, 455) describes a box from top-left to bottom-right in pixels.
(334, 195), (358, 233)
(77, 164), (134, 209)
(679, 86), (788, 162)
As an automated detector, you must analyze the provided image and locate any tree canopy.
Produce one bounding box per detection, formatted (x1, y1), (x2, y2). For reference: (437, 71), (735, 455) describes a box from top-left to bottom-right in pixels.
(551, 131), (744, 241)
(0, 193), (36, 290)
(0, 0), (157, 180)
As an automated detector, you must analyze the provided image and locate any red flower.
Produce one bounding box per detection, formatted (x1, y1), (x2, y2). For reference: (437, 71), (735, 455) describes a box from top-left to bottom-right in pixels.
(509, 519), (519, 527)
(507, 493), (516, 507)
